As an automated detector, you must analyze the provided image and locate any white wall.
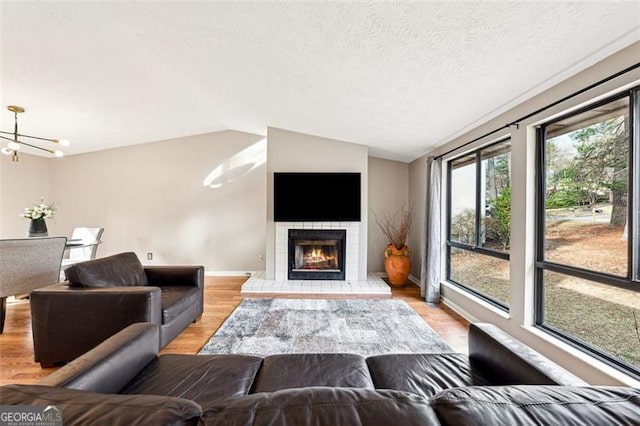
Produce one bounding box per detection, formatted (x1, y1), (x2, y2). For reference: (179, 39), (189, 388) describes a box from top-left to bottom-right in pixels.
(266, 127), (369, 280)
(2, 128), (407, 278)
(367, 157), (409, 273)
(0, 153), (51, 238)
(48, 130), (267, 271)
(409, 42), (640, 386)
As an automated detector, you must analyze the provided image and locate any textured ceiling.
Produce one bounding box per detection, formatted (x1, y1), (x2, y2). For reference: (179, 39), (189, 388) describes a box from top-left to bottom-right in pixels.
(1, 2), (639, 162)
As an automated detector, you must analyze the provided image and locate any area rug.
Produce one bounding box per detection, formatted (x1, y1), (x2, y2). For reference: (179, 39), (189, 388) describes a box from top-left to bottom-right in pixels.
(199, 298), (452, 357)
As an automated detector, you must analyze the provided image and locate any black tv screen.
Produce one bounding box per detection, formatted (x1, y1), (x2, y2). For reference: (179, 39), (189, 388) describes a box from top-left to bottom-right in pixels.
(274, 172), (361, 222)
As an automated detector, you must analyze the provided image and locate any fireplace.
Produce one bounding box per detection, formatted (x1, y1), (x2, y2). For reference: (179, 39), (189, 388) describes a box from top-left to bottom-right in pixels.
(288, 229), (346, 280)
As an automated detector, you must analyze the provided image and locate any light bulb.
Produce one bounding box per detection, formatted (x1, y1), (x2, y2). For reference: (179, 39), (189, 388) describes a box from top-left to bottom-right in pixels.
(7, 141), (20, 151)
(54, 150), (64, 158)
(58, 139), (70, 147)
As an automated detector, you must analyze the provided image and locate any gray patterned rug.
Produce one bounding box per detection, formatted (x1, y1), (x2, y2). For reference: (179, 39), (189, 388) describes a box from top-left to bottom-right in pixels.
(199, 298), (452, 357)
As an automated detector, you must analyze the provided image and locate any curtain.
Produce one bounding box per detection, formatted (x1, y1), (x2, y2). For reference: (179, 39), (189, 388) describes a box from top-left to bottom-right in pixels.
(421, 156), (442, 303)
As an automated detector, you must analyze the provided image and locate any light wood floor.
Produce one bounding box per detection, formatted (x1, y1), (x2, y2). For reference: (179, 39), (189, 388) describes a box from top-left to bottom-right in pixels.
(0, 276), (469, 386)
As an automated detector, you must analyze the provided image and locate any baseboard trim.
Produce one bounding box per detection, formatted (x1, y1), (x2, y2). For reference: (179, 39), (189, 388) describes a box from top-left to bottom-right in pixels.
(408, 274), (421, 287)
(376, 272), (422, 288)
(205, 271), (254, 277)
(440, 295), (479, 323)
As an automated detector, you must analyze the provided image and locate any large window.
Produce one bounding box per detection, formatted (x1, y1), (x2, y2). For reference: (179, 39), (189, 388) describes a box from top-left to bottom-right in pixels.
(447, 139), (512, 309)
(536, 90), (639, 377)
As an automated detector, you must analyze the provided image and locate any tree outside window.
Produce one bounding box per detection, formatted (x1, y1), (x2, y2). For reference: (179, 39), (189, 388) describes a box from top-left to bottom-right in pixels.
(537, 93), (639, 378)
(447, 140), (511, 309)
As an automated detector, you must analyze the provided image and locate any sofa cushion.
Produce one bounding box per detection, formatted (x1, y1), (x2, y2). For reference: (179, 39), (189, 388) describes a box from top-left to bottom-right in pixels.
(161, 286), (201, 324)
(252, 353), (374, 393)
(122, 354), (263, 406)
(201, 387), (439, 426)
(430, 385), (640, 426)
(0, 384), (201, 426)
(65, 252), (148, 288)
(367, 353), (490, 398)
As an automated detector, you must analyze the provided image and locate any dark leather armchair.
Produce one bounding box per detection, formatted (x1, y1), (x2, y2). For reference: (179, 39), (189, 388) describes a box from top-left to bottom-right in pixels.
(30, 252), (204, 367)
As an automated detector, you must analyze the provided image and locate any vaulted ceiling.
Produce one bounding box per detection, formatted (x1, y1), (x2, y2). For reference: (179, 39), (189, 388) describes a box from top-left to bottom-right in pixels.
(1, 2), (639, 162)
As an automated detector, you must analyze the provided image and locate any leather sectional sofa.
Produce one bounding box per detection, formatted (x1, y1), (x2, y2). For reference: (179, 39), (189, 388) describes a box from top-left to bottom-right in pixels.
(29, 252), (204, 366)
(2, 321), (638, 425)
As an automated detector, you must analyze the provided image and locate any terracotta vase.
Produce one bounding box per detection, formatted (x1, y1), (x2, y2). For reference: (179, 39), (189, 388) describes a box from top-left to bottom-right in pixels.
(28, 218), (48, 237)
(384, 244), (412, 287)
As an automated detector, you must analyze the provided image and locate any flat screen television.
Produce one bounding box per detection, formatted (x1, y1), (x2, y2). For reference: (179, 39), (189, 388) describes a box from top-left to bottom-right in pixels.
(274, 172), (361, 222)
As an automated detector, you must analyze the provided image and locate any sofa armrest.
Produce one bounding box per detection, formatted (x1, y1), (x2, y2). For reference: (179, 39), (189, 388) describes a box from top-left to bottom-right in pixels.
(430, 385), (640, 426)
(37, 323), (160, 393)
(468, 323), (587, 386)
(144, 266), (204, 288)
(30, 285), (162, 365)
(0, 384), (201, 426)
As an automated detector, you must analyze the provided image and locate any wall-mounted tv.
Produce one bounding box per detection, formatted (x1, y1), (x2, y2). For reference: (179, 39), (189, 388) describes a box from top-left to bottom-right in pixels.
(274, 172), (361, 222)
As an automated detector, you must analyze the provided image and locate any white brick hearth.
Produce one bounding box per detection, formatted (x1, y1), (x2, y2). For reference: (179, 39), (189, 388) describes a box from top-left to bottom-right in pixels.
(254, 221), (387, 295)
(241, 271), (391, 296)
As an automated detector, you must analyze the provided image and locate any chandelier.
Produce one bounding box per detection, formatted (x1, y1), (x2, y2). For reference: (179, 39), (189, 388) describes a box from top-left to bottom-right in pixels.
(0, 105), (69, 162)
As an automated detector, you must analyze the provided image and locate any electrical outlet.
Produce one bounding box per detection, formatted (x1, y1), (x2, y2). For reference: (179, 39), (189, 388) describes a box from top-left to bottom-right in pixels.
(147, 252), (153, 260)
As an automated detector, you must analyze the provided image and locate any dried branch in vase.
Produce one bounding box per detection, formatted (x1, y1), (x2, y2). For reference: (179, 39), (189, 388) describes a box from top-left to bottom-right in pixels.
(374, 202), (415, 250)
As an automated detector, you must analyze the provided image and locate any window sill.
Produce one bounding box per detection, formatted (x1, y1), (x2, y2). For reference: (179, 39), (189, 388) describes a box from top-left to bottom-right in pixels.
(440, 280), (511, 322)
(522, 325), (640, 387)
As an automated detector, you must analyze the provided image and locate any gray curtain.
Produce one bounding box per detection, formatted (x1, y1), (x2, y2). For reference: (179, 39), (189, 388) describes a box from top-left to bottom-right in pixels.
(421, 156), (442, 303)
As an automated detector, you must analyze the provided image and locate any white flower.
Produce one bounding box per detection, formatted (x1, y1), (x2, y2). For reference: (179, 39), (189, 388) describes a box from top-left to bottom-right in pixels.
(20, 198), (57, 220)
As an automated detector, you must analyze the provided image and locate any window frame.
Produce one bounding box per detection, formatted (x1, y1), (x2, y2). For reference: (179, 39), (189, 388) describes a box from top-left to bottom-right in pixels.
(534, 87), (639, 377)
(446, 138), (511, 311)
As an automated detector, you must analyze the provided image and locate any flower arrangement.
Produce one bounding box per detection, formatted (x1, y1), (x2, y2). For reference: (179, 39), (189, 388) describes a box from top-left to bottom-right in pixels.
(20, 198), (56, 220)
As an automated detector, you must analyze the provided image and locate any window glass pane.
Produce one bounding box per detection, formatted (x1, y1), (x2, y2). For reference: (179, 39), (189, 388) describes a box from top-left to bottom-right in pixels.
(449, 248), (510, 307)
(544, 97), (629, 277)
(542, 270), (640, 370)
(481, 141), (511, 252)
(450, 154), (476, 245)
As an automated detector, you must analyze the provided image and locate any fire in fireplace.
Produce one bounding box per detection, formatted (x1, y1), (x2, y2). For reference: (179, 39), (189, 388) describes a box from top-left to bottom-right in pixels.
(288, 229), (346, 280)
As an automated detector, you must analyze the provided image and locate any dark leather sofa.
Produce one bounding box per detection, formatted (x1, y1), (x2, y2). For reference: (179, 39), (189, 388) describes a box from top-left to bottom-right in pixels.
(2, 321), (638, 425)
(29, 252), (204, 366)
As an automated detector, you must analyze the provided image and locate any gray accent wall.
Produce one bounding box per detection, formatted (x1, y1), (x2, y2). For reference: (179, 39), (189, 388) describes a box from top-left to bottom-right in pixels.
(367, 157), (409, 274)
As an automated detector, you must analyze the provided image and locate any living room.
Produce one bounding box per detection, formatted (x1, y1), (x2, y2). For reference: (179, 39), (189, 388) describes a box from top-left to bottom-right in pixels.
(1, 2), (640, 423)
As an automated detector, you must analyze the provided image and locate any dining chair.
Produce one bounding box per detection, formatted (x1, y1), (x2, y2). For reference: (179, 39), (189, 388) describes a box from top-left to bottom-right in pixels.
(0, 236), (67, 333)
(61, 227), (104, 268)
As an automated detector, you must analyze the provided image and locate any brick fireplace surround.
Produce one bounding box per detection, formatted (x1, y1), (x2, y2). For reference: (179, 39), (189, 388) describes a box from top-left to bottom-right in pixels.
(241, 221), (391, 296)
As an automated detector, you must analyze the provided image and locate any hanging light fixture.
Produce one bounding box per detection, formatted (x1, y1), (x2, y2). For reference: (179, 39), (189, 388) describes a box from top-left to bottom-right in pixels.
(0, 105), (69, 162)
